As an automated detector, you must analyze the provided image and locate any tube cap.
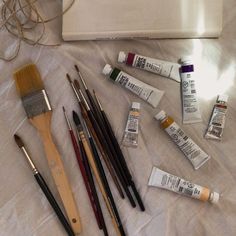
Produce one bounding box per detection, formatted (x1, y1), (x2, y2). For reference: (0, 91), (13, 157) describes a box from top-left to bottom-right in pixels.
(217, 94), (228, 103)
(155, 110), (167, 121)
(102, 64), (113, 75)
(118, 51), (127, 63)
(180, 56), (193, 65)
(209, 192), (220, 204)
(131, 102), (140, 110)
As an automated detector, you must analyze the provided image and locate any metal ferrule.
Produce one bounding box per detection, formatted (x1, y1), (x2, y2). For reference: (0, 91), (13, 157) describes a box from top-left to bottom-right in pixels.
(83, 121), (91, 138)
(21, 147), (38, 174)
(63, 109), (72, 130)
(94, 93), (103, 111)
(79, 90), (90, 111)
(71, 82), (81, 102)
(78, 71), (88, 90)
(22, 89), (52, 118)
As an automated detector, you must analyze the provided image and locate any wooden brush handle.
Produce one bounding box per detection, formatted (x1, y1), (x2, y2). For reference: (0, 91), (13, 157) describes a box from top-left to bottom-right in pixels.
(30, 112), (81, 234)
(79, 131), (123, 236)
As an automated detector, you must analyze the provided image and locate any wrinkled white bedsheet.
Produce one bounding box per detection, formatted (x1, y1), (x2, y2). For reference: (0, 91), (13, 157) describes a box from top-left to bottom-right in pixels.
(0, 1), (236, 236)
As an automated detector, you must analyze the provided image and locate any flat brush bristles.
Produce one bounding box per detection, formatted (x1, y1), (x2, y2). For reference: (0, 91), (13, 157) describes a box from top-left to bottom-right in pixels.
(14, 64), (44, 97)
(13, 64), (52, 118)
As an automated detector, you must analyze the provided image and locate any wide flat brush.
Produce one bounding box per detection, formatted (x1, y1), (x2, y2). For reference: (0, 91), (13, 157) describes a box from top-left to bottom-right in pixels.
(14, 134), (75, 236)
(13, 64), (81, 234)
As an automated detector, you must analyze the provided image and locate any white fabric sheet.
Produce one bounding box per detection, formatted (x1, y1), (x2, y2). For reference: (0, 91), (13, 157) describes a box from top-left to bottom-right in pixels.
(0, 1), (236, 236)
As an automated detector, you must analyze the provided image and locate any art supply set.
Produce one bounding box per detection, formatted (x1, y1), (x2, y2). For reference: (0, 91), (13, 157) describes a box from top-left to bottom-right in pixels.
(8, 40), (229, 235)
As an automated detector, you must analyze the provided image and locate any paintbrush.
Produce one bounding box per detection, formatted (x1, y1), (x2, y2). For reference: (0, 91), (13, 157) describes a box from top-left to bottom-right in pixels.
(62, 106), (103, 231)
(75, 82), (136, 208)
(75, 129), (108, 236)
(93, 91), (145, 211)
(73, 111), (126, 236)
(13, 64), (81, 234)
(66, 74), (124, 199)
(14, 134), (75, 236)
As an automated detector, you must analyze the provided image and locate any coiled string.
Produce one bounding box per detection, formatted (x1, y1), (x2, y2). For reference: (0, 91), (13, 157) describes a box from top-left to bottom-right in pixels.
(0, 0), (75, 61)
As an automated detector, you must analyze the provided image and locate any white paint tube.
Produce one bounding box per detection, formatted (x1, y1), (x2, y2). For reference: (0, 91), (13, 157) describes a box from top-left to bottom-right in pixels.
(118, 51), (181, 83)
(155, 110), (210, 170)
(102, 64), (165, 108)
(205, 94), (228, 141)
(122, 102), (140, 147)
(180, 57), (202, 124)
(148, 166), (219, 204)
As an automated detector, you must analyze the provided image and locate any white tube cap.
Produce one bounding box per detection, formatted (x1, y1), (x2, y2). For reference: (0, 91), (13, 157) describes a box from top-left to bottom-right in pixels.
(131, 102), (140, 110)
(180, 56), (193, 65)
(209, 192), (220, 204)
(118, 51), (127, 63)
(102, 64), (113, 75)
(155, 110), (166, 121)
(217, 94), (228, 103)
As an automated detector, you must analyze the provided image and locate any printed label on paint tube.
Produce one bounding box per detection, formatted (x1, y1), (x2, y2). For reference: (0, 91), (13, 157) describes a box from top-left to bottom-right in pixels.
(148, 167), (218, 203)
(114, 71), (164, 108)
(181, 64), (202, 124)
(205, 106), (227, 140)
(132, 55), (181, 82)
(123, 103), (140, 147)
(165, 122), (210, 169)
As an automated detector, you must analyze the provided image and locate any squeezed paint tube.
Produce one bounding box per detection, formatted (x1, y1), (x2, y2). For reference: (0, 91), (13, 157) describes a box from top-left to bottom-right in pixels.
(102, 64), (164, 108)
(155, 110), (210, 170)
(118, 51), (181, 83)
(148, 166), (219, 204)
(180, 57), (202, 124)
(122, 102), (140, 148)
(205, 94), (228, 141)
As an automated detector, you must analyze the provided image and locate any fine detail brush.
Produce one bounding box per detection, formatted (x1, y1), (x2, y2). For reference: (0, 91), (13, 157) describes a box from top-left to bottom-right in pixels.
(75, 83), (136, 208)
(67, 74), (124, 199)
(62, 106), (105, 233)
(93, 91), (145, 211)
(14, 134), (75, 236)
(14, 64), (81, 234)
(73, 111), (126, 236)
(76, 129), (108, 236)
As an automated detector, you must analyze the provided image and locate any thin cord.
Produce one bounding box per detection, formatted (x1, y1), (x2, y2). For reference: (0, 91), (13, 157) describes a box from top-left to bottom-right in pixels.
(0, 0), (75, 62)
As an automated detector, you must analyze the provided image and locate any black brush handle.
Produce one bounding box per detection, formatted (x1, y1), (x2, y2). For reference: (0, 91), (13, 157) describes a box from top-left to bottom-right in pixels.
(87, 110), (136, 208)
(101, 111), (145, 211)
(88, 136), (126, 236)
(78, 140), (109, 236)
(34, 172), (75, 236)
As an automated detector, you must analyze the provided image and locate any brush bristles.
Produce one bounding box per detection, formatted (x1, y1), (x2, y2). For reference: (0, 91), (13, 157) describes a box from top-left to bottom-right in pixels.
(14, 134), (24, 148)
(14, 64), (44, 98)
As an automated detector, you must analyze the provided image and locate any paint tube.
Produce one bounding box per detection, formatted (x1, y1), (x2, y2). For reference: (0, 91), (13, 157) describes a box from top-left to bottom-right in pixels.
(118, 51), (181, 83)
(102, 64), (164, 108)
(122, 102), (140, 147)
(205, 94), (228, 141)
(148, 166), (219, 204)
(155, 110), (210, 170)
(180, 57), (202, 124)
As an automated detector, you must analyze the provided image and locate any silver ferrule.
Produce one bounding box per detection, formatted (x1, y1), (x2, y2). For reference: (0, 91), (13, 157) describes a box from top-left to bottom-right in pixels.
(21, 147), (38, 174)
(22, 89), (52, 118)
(94, 93), (103, 111)
(75, 129), (81, 141)
(83, 120), (91, 138)
(63, 108), (72, 130)
(70, 82), (81, 102)
(78, 71), (88, 90)
(79, 90), (90, 111)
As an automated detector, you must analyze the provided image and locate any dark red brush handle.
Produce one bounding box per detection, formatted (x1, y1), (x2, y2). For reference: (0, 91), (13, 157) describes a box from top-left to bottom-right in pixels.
(69, 130), (102, 229)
